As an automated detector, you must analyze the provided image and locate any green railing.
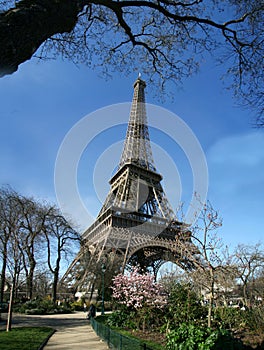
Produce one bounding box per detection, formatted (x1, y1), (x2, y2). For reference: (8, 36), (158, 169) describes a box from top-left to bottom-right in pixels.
(90, 317), (155, 350)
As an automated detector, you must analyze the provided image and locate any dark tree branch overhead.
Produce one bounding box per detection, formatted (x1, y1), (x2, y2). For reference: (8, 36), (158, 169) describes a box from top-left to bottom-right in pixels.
(0, 0), (81, 75)
(0, 0), (264, 123)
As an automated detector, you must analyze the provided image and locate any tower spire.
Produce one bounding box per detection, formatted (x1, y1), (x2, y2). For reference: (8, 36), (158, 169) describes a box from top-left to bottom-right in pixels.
(119, 77), (156, 172)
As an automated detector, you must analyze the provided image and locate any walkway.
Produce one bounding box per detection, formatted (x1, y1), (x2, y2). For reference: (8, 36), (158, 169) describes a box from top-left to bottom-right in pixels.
(0, 311), (109, 349)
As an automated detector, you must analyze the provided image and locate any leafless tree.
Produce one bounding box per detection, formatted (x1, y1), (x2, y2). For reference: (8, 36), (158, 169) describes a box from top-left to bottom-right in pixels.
(0, 187), (26, 330)
(188, 200), (236, 327)
(0, 186), (47, 329)
(43, 208), (80, 303)
(0, 187), (23, 304)
(0, 185), (81, 300)
(5, 225), (25, 331)
(0, 1), (264, 123)
(233, 243), (264, 307)
(13, 196), (53, 300)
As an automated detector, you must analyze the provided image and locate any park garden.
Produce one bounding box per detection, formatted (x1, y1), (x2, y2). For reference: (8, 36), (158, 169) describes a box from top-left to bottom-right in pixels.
(96, 264), (264, 350)
(1, 1), (264, 349)
(1, 187), (264, 349)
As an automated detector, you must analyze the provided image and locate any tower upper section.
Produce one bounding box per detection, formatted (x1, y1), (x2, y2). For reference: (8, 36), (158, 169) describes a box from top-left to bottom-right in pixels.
(118, 76), (156, 172)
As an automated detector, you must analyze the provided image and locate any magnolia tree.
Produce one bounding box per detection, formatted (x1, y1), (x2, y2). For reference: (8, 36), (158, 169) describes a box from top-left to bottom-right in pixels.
(111, 266), (166, 330)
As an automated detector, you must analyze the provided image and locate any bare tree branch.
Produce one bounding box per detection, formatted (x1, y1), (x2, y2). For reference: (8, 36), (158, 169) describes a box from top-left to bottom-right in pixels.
(0, 0), (263, 122)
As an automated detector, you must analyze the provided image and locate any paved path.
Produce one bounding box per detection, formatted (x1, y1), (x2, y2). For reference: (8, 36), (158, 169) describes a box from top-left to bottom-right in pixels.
(0, 311), (109, 349)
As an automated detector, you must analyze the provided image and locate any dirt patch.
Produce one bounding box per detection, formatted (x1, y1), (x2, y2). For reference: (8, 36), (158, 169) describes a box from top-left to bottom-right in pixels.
(129, 329), (166, 347)
(235, 330), (264, 349)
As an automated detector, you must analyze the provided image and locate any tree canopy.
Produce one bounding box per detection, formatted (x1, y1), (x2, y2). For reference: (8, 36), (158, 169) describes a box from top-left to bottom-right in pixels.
(0, 0), (264, 124)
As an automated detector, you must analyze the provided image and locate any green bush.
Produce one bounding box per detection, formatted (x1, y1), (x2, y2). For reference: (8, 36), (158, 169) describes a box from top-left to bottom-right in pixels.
(0, 302), (9, 312)
(70, 300), (84, 311)
(165, 323), (243, 350)
(214, 307), (246, 330)
(165, 283), (207, 328)
(241, 307), (264, 333)
(17, 298), (72, 314)
(214, 306), (264, 333)
(18, 299), (39, 312)
(106, 310), (137, 329)
(25, 308), (45, 315)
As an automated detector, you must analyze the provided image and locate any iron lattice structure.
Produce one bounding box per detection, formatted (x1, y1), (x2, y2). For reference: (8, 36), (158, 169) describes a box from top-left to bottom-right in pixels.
(62, 77), (199, 294)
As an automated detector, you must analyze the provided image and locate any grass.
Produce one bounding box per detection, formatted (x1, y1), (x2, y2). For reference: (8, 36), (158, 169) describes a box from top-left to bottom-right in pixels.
(0, 327), (54, 350)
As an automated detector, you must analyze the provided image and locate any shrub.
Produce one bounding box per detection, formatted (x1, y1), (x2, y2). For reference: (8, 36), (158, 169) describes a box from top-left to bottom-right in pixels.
(70, 300), (84, 311)
(106, 310), (137, 329)
(25, 308), (46, 315)
(214, 307), (247, 330)
(165, 323), (243, 350)
(17, 298), (72, 314)
(165, 282), (207, 328)
(214, 306), (264, 333)
(242, 307), (264, 332)
(0, 302), (8, 312)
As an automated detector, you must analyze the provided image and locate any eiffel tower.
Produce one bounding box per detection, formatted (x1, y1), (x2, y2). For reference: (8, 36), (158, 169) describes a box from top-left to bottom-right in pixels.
(62, 76), (198, 294)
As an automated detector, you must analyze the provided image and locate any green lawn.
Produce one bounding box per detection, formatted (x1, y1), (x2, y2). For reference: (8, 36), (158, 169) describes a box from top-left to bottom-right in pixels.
(0, 327), (54, 350)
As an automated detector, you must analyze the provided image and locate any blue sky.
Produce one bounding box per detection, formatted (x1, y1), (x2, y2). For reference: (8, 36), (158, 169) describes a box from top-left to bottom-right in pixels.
(0, 56), (263, 250)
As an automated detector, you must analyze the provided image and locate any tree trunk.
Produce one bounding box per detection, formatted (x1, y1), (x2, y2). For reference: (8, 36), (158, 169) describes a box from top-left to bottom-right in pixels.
(208, 294), (213, 328)
(52, 271), (59, 304)
(52, 259), (60, 304)
(6, 281), (15, 331)
(27, 256), (36, 300)
(207, 268), (215, 328)
(0, 0), (81, 76)
(0, 243), (7, 303)
(243, 282), (249, 308)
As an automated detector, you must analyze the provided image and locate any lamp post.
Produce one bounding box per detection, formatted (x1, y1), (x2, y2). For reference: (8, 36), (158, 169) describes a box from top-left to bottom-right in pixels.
(101, 263), (106, 315)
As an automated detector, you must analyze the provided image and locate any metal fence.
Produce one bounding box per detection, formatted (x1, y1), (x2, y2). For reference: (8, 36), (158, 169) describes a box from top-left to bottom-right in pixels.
(90, 317), (156, 350)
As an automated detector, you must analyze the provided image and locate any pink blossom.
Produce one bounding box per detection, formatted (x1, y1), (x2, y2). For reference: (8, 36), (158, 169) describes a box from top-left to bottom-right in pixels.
(112, 266), (167, 310)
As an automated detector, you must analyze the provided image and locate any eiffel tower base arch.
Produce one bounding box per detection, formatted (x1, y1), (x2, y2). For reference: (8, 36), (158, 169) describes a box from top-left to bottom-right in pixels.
(60, 222), (198, 300)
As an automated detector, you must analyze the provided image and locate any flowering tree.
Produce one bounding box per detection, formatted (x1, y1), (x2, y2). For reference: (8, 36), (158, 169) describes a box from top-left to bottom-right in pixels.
(112, 266), (166, 330)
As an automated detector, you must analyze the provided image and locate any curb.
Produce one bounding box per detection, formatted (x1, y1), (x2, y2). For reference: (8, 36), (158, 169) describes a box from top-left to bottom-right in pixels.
(38, 329), (56, 350)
